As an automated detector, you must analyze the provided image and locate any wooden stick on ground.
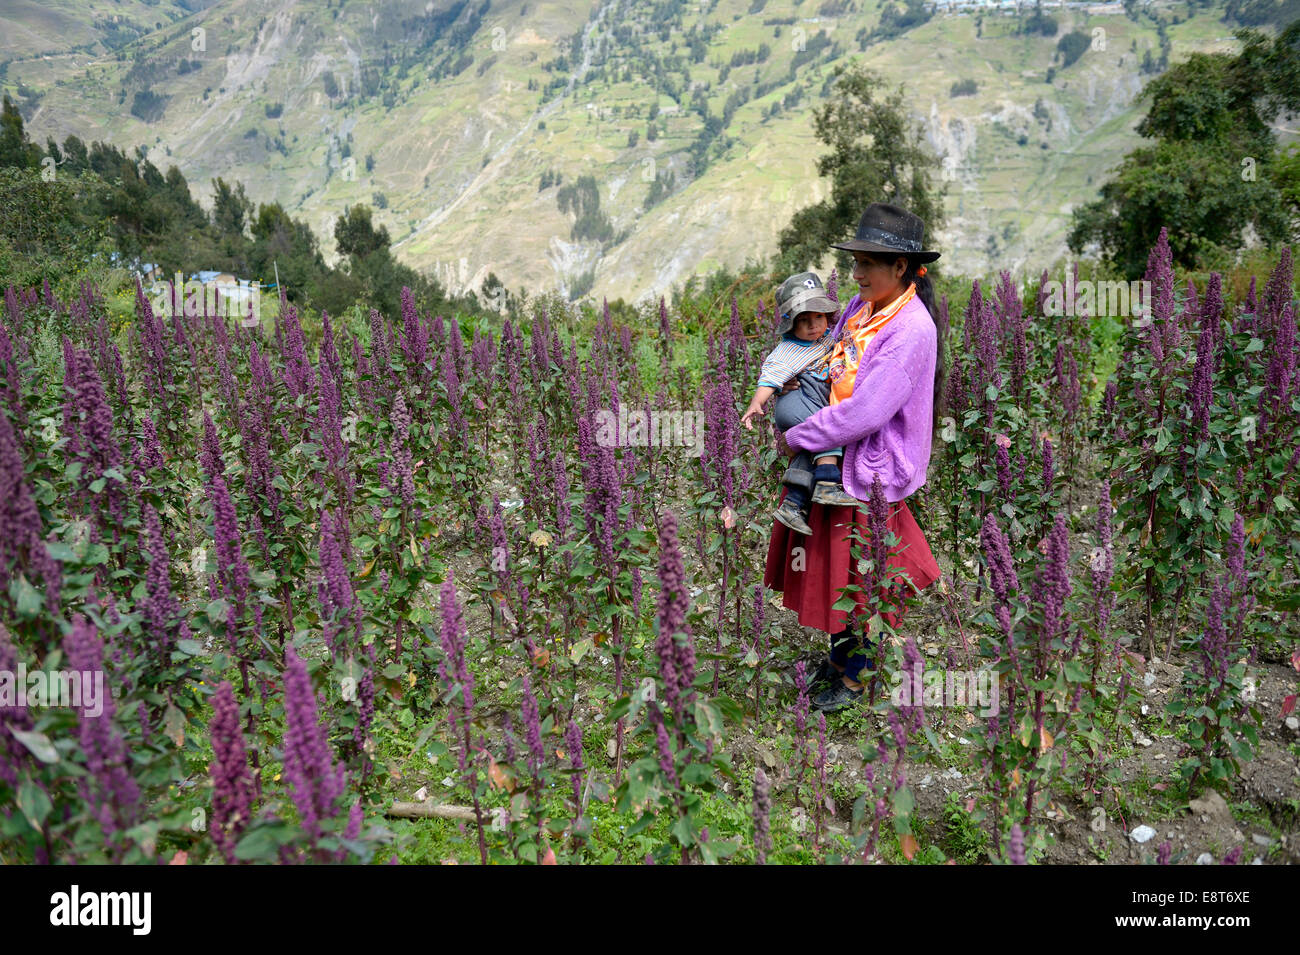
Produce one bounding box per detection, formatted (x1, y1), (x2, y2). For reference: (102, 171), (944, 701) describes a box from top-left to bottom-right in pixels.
(387, 802), (477, 821)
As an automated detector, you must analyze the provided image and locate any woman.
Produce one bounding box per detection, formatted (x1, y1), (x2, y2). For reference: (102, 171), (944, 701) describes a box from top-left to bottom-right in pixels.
(763, 202), (945, 712)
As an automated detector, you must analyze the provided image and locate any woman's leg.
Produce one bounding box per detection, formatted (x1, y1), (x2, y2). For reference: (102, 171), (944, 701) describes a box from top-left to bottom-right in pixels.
(829, 625), (876, 685)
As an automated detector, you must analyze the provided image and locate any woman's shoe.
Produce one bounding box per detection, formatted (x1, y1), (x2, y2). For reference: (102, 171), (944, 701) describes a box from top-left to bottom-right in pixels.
(807, 656), (842, 690)
(811, 481), (860, 507)
(811, 679), (864, 712)
(774, 499), (813, 535)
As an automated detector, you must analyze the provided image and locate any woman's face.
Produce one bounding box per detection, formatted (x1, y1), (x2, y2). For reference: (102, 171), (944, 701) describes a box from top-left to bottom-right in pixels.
(851, 252), (908, 306)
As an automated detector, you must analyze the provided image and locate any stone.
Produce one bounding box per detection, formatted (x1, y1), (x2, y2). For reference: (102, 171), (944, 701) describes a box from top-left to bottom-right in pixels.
(1189, 790), (1231, 821)
(1251, 833), (1272, 847)
(1196, 852), (1213, 865)
(1130, 825), (1157, 843)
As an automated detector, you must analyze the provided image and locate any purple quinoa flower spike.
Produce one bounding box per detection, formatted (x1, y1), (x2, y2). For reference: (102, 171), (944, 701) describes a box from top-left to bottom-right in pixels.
(656, 511), (695, 723)
(1008, 823), (1027, 864)
(1041, 436), (1054, 497)
(65, 614), (140, 837)
(281, 644), (347, 841)
(752, 767), (772, 864)
(208, 680), (257, 863)
(141, 504), (190, 655)
(437, 574), (475, 769)
(317, 508), (359, 656)
(565, 721), (586, 813)
(207, 471), (253, 651)
(520, 672), (545, 781)
(652, 708), (679, 788)
(388, 392), (416, 510)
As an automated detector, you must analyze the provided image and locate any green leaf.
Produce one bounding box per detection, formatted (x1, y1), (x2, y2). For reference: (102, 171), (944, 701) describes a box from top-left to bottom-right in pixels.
(1244, 337), (1264, 354)
(681, 763), (713, 785)
(43, 542), (79, 562)
(10, 728), (59, 764)
(1149, 464), (1170, 490)
(13, 577), (42, 618)
(234, 822), (297, 861)
(1274, 495), (1294, 513)
(89, 477), (106, 494)
(570, 637), (594, 664)
(830, 595), (857, 612)
(626, 811), (656, 837)
(175, 639), (203, 656)
(17, 779), (52, 831)
(699, 836), (740, 863)
(204, 598), (229, 621)
(162, 703), (186, 747)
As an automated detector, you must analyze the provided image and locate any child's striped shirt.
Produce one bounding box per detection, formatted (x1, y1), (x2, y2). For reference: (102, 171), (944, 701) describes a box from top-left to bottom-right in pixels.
(757, 332), (835, 388)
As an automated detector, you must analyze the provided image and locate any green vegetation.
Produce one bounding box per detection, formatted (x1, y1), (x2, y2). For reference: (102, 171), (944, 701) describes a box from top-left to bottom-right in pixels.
(1068, 24), (1300, 275)
(775, 62), (946, 275)
(0, 95), (492, 320)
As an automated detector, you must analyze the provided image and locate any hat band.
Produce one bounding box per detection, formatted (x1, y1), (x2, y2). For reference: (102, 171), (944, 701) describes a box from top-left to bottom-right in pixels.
(856, 226), (922, 252)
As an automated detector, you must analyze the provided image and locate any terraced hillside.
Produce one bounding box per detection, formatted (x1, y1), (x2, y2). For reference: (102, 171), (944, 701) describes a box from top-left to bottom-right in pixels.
(0, 0), (1251, 301)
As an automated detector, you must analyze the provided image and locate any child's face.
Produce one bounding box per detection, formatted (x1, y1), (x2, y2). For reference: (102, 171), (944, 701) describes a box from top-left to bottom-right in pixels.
(792, 311), (829, 341)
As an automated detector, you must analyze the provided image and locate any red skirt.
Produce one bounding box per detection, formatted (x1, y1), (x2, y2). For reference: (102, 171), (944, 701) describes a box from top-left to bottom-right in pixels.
(763, 492), (942, 634)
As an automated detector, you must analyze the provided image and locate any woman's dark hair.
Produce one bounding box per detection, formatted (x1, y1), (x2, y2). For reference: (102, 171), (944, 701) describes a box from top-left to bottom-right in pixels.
(898, 256), (947, 437)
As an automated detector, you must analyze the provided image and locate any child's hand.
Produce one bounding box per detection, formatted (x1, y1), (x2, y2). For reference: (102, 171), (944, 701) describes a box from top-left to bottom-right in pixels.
(741, 401), (766, 431)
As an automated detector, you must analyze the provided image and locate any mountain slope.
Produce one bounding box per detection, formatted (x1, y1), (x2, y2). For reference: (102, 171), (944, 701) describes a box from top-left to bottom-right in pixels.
(2, 0), (1250, 302)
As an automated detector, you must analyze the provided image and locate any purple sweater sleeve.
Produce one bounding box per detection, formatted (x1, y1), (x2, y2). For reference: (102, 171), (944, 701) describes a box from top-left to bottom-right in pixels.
(784, 315), (932, 452)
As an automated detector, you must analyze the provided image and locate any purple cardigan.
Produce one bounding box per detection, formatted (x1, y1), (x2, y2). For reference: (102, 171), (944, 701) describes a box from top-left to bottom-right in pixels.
(783, 291), (936, 503)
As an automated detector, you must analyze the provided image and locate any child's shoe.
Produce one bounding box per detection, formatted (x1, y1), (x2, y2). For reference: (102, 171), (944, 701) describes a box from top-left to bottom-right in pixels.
(774, 497), (813, 536)
(810, 463), (860, 506)
(812, 481), (860, 506)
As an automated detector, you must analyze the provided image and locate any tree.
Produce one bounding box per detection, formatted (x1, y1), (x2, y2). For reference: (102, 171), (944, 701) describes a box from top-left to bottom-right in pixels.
(776, 63), (946, 273)
(0, 95), (39, 170)
(1068, 29), (1300, 275)
(333, 204), (391, 259)
(211, 177), (252, 238)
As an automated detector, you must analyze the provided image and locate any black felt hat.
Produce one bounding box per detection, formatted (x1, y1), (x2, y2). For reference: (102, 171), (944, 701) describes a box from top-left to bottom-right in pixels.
(831, 202), (941, 263)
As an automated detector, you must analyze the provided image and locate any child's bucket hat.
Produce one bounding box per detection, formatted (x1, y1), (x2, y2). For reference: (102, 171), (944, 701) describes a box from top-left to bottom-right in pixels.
(775, 271), (839, 337)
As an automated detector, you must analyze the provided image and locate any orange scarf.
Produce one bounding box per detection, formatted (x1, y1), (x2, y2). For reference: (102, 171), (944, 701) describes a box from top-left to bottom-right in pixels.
(826, 283), (917, 405)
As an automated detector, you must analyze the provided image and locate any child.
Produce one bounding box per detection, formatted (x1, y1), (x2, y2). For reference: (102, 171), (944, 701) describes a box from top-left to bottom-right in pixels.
(742, 271), (860, 535)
